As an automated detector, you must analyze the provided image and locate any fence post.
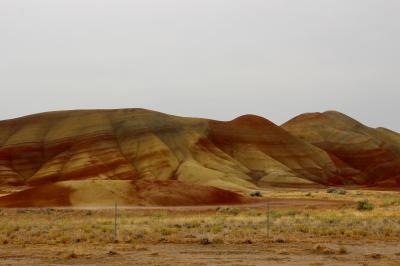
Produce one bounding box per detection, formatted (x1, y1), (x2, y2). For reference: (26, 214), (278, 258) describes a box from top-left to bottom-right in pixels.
(267, 201), (270, 238)
(114, 202), (117, 242)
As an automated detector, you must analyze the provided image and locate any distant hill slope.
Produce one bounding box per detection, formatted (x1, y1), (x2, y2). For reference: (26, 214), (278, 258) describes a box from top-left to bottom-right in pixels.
(0, 108), (398, 207)
(282, 111), (400, 186)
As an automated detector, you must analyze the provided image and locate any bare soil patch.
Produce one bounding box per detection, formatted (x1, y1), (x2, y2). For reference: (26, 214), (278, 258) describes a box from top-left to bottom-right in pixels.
(0, 241), (400, 266)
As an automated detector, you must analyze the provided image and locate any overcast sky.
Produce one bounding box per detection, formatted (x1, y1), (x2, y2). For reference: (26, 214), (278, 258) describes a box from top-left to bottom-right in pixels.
(1, 0), (399, 130)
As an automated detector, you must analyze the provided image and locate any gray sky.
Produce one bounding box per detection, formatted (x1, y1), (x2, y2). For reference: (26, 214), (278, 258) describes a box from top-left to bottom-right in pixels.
(1, 0), (399, 131)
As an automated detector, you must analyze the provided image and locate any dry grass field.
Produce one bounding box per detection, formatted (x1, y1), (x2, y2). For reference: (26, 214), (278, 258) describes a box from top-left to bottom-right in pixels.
(1, 187), (400, 265)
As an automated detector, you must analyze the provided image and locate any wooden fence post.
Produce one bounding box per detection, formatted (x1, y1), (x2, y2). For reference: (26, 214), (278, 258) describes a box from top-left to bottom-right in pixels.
(267, 201), (270, 238)
(114, 202), (117, 242)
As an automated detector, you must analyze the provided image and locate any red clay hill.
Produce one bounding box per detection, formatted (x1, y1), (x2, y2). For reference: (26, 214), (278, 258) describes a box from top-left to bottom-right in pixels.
(0, 109), (399, 207)
(282, 111), (400, 187)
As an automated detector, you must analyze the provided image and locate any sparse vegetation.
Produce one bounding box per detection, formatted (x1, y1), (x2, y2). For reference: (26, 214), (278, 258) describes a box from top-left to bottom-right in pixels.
(326, 187), (347, 195)
(200, 238), (211, 245)
(107, 250), (118, 256)
(250, 191), (263, 197)
(216, 207), (240, 216)
(65, 250), (79, 259)
(312, 244), (347, 255)
(0, 188), (399, 265)
(312, 244), (336, 255)
(0, 189), (398, 248)
(357, 199), (374, 211)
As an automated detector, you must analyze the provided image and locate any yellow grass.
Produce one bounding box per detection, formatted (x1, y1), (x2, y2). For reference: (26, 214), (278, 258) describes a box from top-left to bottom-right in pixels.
(0, 188), (399, 246)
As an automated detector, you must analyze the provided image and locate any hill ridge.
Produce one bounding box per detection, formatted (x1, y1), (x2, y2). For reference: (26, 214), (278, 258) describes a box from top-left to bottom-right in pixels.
(0, 108), (399, 207)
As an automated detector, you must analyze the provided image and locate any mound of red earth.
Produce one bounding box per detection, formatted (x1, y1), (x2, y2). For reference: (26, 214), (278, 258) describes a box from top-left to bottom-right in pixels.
(282, 111), (400, 186)
(0, 109), (398, 207)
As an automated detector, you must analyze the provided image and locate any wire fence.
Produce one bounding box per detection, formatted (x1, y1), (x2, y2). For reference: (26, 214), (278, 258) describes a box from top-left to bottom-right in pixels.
(0, 199), (399, 246)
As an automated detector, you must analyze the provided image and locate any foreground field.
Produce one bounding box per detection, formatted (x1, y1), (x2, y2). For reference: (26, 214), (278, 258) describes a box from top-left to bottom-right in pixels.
(1, 241), (400, 266)
(0, 187), (400, 265)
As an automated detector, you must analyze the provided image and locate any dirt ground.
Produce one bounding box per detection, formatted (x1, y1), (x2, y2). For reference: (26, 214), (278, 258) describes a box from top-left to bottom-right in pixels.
(0, 241), (400, 266)
(1, 187), (400, 265)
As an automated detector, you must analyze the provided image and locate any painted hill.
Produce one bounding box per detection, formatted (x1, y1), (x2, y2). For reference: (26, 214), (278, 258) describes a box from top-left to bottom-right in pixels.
(0, 108), (398, 207)
(282, 111), (400, 186)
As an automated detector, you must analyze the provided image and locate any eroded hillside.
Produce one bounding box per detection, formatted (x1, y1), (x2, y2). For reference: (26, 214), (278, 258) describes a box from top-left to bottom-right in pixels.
(0, 109), (398, 206)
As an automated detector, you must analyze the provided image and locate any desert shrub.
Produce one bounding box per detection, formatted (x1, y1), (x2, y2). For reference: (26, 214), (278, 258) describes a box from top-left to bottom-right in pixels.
(366, 253), (382, 259)
(200, 238), (210, 245)
(326, 187), (347, 195)
(274, 237), (285, 243)
(285, 209), (302, 216)
(250, 191), (263, 197)
(313, 244), (336, 255)
(357, 199), (374, 211)
(210, 223), (225, 234)
(107, 250), (119, 256)
(339, 246), (348, 254)
(216, 207), (240, 216)
(159, 228), (176, 236)
(64, 250), (79, 259)
(17, 209), (28, 214)
(313, 244), (348, 255)
(212, 238), (224, 244)
(247, 210), (262, 216)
